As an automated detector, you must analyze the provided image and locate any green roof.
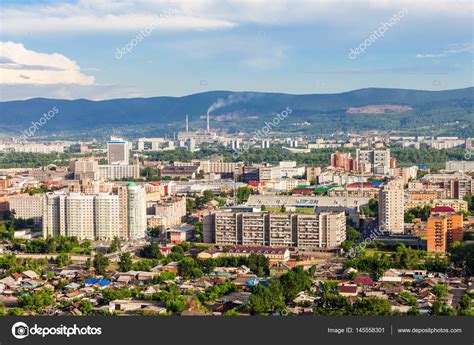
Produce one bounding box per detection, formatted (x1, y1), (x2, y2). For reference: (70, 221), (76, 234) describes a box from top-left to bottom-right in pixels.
(127, 182), (137, 187)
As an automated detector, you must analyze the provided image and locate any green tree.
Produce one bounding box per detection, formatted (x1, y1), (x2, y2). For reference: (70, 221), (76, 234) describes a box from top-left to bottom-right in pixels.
(456, 293), (473, 316)
(108, 237), (121, 253)
(314, 295), (350, 316)
(351, 298), (392, 316)
(93, 253), (109, 275)
(55, 253), (71, 268)
(140, 243), (164, 259)
(118, 252), (133, 272)
(79, 300), (93, 315)
(19, 288), (55, 312)
(432, 300), (455, 316)
(432, 285), (449, 299)
(248, 253), (269, 277)
(236, 186), (252, 204)
(250, 281), (286, 315)
(178, 257), (202, 279)
(279, 266), (312, 303)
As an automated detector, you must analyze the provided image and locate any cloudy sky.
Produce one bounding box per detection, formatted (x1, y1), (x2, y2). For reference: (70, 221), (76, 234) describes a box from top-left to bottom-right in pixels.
(0, 0), (473, 100)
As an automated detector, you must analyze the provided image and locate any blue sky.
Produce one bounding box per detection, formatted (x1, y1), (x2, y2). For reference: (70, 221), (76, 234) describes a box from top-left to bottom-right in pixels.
(0, 0), (473, 100)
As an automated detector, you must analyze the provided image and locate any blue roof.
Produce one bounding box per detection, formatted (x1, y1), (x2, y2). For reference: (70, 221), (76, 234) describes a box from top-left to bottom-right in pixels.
(85, 278), (110, 286)
(370, 182), (383, 186)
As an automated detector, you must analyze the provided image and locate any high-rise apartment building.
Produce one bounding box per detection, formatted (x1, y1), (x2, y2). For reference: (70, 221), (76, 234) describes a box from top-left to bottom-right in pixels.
(70, 159), (99, 180)
(42, 186), (146, 240)
(357, 149), (391, 175)
(204, 211), (346, 249)
(8, 195), (43, 225)
(95, 193), (121, 240)
(65, 193), (95, 240)
(421, 173), (473, 199)
(127, 182), (147, 240)
(378, 179), (404, 234)
(427, 212), (463, 253)
(107, 138), (130, 164)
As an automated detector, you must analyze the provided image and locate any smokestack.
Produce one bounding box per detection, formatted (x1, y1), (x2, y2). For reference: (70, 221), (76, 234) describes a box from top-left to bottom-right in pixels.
(186, 114), (189, 133)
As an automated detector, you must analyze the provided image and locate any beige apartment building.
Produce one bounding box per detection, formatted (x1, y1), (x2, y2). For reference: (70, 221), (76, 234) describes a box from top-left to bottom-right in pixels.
(204, 211), (346, 250)
(378, 179), (405, 234)
(146, 196), (186, 230)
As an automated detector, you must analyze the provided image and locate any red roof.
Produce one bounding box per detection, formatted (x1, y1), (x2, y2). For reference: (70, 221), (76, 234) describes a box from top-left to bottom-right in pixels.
(431, 206), (455, 213)
(149, 182), (161, 186)
(354, 277), (374, 286)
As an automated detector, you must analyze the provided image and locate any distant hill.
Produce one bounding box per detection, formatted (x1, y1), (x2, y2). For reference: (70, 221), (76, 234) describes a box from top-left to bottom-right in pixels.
(0, 87), (472, 136)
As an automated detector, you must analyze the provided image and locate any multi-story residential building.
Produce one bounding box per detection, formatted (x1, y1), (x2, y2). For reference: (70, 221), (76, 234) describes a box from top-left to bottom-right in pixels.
(305, 166), (321, 184)
(245, 194), (369, 221)
(127, 182), (147, 240)
(427, 212), (463, 253)
(356, 149), (391, 175)
(405, 199), (468, 214)
(65, 193), (95, 240)
(94, 193), (121, 240)
(205, 210), (346, 250)
(445, 160), (474, 172)
(241, 212), (267, 246)
(8, 194), (43, 225)
(43, 193), (67, 238)
(107, 138), (130, 164)
(198, 160), (243, 175)
(146, 196), (186, 230)
(70, 159), (99, 180)
(407, 189), (446, 201)
(258, 162), (305, 181)
(98, 164), (138, 181)
(268, 213), (293, 247)
(378, 179), (404, 234)
(42, 184), (147, 240)
(329, 151), (358, 172)
(421, 173), (473, 199)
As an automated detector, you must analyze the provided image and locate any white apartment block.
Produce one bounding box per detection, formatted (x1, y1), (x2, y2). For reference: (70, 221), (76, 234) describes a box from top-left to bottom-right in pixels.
(42, 186), (147, 240)
(1, 143), (65, 154)
(98, 164), (138, 181)
(378, 179), (405, 234)
(445, 160), (474, 172)
(65, 194), (95, 240)
(8, 195), (43, 225)
(127, 183), (147, 240)
(95, 193), (121, 240)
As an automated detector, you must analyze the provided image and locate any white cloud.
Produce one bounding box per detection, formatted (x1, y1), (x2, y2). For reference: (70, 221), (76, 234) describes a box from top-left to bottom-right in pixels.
(416, 43), (474, 59)
(0, 41), (95, 85)
(0, 0), (471, 34)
